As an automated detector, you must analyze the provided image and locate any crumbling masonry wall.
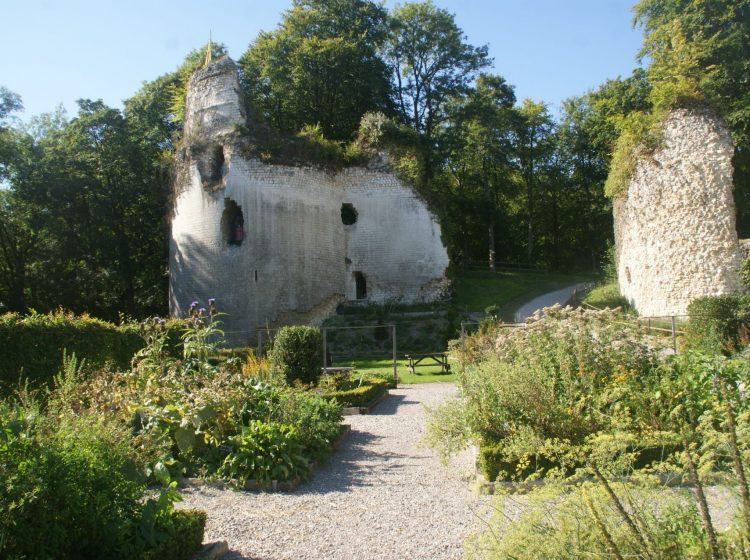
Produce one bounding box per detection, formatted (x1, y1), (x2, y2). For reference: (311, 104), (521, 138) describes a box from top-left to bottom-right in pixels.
(169, 58), (449, 344)
(613, 107), (742, 316)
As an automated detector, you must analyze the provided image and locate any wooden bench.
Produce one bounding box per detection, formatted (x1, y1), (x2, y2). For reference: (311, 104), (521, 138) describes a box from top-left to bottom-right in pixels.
(404, 353), (451, 374)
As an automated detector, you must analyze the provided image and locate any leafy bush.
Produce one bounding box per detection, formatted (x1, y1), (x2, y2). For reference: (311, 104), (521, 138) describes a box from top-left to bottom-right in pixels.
(143, 509), (206, 560)
(685, 294), (750, 355)
(273, 390), (342, 462)
(324, 376), (389, 408)
(219, 420), (308, 486)
(0, 398), (204, 560)
(269, 325), (323, 384)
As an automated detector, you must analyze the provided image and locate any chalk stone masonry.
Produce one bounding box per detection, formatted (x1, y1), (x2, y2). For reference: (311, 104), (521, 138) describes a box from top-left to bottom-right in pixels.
(169, 57), (450, 344)
(614, 107), (742, 317)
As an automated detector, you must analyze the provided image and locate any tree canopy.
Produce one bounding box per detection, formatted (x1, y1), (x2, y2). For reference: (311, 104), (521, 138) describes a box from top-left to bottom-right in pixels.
(239, 0), (392, 140)
(1, 0), (749, 316)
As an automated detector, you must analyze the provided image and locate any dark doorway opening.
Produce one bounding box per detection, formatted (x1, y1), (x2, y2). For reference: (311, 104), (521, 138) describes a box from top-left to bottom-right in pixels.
(354, 271), (367, 300)
(221, 199), (245, 246)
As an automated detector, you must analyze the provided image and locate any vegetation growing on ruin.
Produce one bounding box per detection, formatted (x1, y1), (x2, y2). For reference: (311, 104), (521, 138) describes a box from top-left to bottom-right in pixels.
(604, 0), (748, 199)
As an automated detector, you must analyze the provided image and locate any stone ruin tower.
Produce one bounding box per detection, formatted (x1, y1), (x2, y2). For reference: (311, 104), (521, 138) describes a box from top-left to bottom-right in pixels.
(169, 57), (450, 345)
(613, 107), (743, 317)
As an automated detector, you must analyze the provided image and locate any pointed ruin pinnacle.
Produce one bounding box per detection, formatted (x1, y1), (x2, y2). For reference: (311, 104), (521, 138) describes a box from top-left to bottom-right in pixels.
(204, 32), (213, 68)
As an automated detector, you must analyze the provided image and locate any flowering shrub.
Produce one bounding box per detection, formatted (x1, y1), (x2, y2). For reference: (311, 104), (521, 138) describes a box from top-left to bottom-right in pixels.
(82, 300), (342, 483)
(427, 306), (670, 478)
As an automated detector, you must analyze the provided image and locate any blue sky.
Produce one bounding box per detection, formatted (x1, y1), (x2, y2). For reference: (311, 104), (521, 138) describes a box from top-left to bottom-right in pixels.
(1, 0), (645, 122)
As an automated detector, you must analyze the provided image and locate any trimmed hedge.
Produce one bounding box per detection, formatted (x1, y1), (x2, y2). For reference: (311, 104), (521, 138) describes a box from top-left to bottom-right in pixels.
(324, 377), (389, 408)
(479, 441), (684, 482)
(0, 312), (141, 391)
(0, 312), (184, 392)
(269, 326), (323, 384)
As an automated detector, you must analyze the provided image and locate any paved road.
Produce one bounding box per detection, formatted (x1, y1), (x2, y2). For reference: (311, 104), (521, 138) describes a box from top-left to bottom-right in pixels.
(513, 282), (591, 323)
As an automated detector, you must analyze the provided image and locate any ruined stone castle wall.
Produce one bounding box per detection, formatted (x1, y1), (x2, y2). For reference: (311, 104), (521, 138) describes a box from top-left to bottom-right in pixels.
(613, 108), (741, 317)
(169, 58), (449, 345)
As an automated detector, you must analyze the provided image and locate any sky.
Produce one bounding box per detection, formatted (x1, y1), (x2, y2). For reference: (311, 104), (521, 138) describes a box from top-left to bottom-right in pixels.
(1, 0), (646, 122)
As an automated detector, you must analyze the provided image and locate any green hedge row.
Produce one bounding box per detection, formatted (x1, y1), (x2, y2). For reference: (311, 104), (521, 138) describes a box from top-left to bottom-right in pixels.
(0, 312), (184, 392)
(324, 377), (389, 408)
(479, 441), (684, 482)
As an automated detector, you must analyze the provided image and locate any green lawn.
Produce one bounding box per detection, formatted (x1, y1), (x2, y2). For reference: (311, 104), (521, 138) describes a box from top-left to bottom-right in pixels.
(334, 358), (458, 385)
(452, 269), (591, 318)
(581, 281), (631, 311)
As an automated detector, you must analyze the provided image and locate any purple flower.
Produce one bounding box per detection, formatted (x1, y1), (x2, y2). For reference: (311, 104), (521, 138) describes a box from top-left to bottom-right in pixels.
(190, 301), (199, 308)
(208, 298), (216, 305)
(199, 307), (207, 315)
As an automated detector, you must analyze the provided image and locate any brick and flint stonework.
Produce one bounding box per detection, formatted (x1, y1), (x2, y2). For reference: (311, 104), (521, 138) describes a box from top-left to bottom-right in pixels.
(614, 107), (742, 317)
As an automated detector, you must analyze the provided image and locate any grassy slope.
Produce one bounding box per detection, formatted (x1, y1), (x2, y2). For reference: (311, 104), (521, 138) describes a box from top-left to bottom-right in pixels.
(452, 270), (591, 320)
(581, 281), (630, 311)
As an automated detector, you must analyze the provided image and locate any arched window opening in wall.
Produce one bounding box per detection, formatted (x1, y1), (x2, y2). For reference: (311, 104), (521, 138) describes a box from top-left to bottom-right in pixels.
(354, 271), (367, 300)
(221, 198), (245, 247)
(208, 145), (225, 183)
(341, 203), (358, 225)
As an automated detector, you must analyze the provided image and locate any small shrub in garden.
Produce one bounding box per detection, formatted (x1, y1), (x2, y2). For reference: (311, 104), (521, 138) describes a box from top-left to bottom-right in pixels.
(142, 509), (207, 560)
(685, 294), (749, 355)
(269, 325), (323, 384)
(219, 420), (308, 486)
(274, 390), (342, 462)
(323, 377), (389, 408)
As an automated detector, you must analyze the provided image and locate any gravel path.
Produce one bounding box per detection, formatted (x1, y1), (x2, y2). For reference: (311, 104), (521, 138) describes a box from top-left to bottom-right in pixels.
(179, 383), (490, 560)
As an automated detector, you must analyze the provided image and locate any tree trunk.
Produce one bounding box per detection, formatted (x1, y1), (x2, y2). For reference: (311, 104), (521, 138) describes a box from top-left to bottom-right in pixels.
(488, 219), (496, 272)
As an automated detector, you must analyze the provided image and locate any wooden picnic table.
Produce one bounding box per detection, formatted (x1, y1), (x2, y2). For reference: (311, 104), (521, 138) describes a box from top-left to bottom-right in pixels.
(404, 353), (451, 374)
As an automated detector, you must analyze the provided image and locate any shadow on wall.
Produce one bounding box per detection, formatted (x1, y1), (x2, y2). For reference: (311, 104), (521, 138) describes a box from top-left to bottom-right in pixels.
(171, 231), (236, 317)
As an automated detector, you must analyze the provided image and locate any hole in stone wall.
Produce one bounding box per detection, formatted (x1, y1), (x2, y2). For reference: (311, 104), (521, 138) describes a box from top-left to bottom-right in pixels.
(625, 266), (631, 283)
(197, 144), (226, 189)
(341, 203), (358, 225)
(221, 199), (245, 247)
(354, 271), (367, 300)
